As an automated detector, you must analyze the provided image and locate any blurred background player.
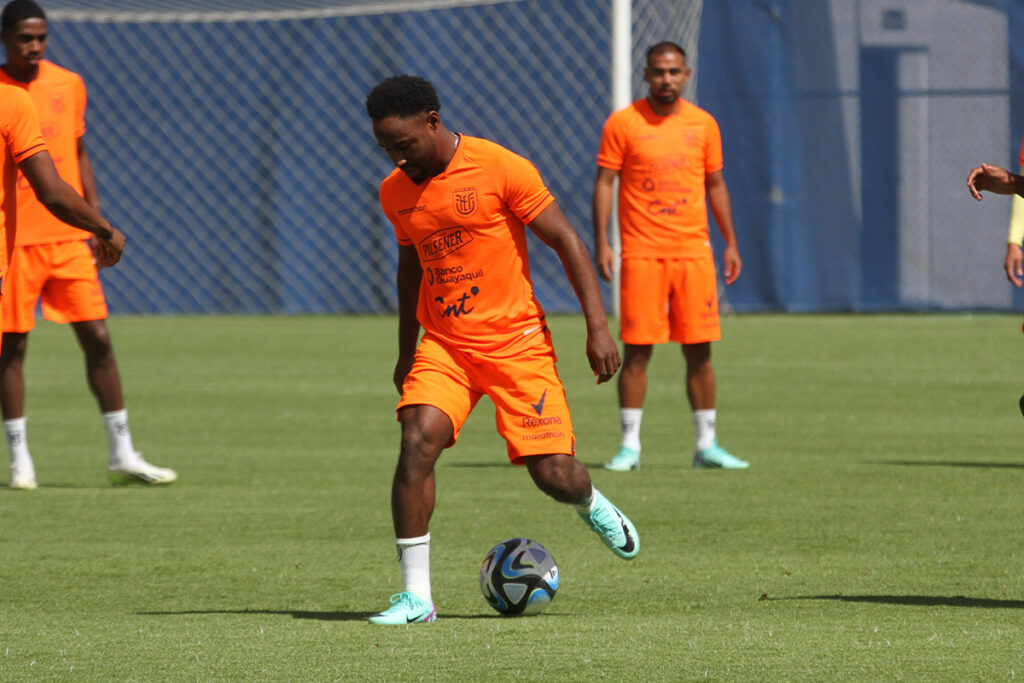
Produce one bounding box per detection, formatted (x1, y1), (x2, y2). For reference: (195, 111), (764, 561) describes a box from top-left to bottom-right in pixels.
(966, 160), (1024, 418)
(593, 41), (747, 471)
(365, 75), (638, 625)
(0, 0), (174, 488)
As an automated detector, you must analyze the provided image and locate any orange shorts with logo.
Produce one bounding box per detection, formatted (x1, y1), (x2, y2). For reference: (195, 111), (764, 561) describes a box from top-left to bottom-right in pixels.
(619, 256), (721, 345)
(397, 330), (575, 463)
(3, 241), (108, 333)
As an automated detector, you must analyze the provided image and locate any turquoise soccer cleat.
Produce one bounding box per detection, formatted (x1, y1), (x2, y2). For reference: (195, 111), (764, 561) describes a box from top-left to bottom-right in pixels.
(693, 441), (749, 470)
(604, 445), (640, 472)
(576, 489), (639, 560)
(368, 592), (437, 625)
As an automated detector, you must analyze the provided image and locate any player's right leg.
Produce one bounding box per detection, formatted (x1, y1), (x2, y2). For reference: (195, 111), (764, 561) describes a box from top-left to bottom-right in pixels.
(606, 343), (653, 471)
(607, 258), (668, 472)
(0, 332), (34, 489)
(369, 404), (452, 625)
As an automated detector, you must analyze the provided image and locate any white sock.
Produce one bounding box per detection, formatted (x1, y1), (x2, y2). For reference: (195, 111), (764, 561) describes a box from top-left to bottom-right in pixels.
(693, 409), (717, 452)
(4, 417), (31, 466)
(619, 408), (643, 452)
(396, 534), (432, 604)
(574, 485), (596, 515)
(103, 410), (136, 466)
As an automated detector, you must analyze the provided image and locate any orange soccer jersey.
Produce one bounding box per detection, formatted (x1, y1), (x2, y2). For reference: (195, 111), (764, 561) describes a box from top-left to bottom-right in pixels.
(1, 84), (47, 280)
(597, 98), (723, 258)
(379, 135), (555, 355)
(0, 61), (89, 246)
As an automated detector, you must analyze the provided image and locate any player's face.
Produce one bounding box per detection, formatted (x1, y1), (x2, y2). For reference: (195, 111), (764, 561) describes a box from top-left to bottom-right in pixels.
(1, 18), (48, 75)
(644, 49), (690, 105)
(372, 112), (442, 185)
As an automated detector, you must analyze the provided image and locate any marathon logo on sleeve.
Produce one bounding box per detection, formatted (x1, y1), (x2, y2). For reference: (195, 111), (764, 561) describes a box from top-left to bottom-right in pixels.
(418, 226), (473, 262)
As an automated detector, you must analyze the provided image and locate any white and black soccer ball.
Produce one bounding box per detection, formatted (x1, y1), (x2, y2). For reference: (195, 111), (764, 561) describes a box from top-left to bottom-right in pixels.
(480, 538), (559, 616)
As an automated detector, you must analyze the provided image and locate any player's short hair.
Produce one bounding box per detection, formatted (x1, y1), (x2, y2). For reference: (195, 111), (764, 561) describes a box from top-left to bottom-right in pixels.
(365, 75), (441, 121)
(1, 0), (46, 32)
(645, 41), (686, 65)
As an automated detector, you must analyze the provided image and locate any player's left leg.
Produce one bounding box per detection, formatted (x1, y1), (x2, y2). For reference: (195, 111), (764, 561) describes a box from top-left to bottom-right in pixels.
(682, 342), (747, 469)
(673, 256), (747, 470)
(525, 454), (638, 560)
(71, 319), (176, 485)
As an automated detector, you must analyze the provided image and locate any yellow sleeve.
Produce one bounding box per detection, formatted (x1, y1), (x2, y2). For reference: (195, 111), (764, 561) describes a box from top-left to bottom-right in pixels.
(1010, 166), (1024, 246)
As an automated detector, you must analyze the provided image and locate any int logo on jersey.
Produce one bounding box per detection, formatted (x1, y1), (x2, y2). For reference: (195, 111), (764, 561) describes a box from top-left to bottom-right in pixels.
(453, 187), (478, 217)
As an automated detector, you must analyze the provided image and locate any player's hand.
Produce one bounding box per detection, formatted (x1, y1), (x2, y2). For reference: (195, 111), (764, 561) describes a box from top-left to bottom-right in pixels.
(94, 226), (126, 268)
(1006, 243), (1023, 288)
(586, 327), (621, 384)
(594, 243), (616, 282)
(723, 244), (742, 285)
(967, 163), (1018, 200)
(393, 354), (416, 394)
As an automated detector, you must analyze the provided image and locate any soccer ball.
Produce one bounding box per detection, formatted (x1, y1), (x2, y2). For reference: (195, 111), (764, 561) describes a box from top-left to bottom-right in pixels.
(479, 538), (559, 616)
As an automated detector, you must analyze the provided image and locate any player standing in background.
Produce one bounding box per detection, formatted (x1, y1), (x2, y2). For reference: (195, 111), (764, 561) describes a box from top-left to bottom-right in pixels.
(0, 87), (123, 358)
(966, 161), (1024, 418)
(365, 75), (638, 625)
(1, 0), (174, 488)
(1003, 133), (1024, 288)
(593, 41), (747, 472)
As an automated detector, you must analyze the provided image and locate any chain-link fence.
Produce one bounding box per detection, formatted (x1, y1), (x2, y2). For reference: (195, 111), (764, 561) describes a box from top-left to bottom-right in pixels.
(38, 0), (700, 314)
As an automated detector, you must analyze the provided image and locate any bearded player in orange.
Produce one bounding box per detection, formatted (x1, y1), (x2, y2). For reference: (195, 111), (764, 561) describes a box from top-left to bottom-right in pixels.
(1, 0), (174, 489)
(365, 75), (639, 625)
(594, 41), (748, 472)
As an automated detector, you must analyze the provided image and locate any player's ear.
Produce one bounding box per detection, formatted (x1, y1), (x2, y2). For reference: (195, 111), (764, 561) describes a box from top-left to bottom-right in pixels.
(425, 111), (441, 131)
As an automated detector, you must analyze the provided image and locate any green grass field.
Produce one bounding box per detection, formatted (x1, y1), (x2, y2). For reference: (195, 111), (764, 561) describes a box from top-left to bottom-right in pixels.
(0, 313), (1022, 681)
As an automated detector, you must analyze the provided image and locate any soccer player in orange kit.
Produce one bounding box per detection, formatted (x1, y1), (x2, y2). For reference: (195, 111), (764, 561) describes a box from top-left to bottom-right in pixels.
(1, 0), (173, 488)
(594, 41), (748, 472)
(0, 85), (122, 386)
(365, 75), (638, 625)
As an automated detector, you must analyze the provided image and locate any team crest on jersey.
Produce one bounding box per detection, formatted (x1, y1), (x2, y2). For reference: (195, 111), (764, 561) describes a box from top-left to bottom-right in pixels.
(50, 94), (66, 115)
(453, 187), (478, 217)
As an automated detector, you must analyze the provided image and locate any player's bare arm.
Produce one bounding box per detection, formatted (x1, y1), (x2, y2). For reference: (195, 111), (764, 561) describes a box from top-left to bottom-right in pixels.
(529, 201), (621, 383)
(967, 163), (1024, 200)
(706, 170), (742, 285)
(18, 150), (124, 266)
(591, 166), (619, 281)
(393, 243), (423, 392)
(1005, 243), (1023, 288)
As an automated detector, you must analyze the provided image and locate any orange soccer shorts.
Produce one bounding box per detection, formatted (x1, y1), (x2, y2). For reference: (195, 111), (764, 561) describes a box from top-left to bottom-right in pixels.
(396, 330), (575, 463)
(2, 241), (108, 333)
(619, 255), (721, 345)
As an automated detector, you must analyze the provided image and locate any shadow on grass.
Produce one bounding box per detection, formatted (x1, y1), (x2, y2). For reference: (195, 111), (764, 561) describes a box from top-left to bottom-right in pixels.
(138, 609), (510, 621)
(765, 594), (1024, 608)
(869, 460), (1024, 469)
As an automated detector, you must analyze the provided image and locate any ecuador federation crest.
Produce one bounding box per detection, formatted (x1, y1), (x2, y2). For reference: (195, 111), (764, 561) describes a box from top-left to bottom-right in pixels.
(453, 187), (478, 217)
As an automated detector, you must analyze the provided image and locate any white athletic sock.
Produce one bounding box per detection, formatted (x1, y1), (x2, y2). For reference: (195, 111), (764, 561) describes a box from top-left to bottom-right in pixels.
(396, 534), (432, 604)
(693, 409), (717, 452)
(103, 410), (136, 466)
(619, 408), (643, 452)
(4, 417), (31, 466)
(574, 485), (596, 515)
